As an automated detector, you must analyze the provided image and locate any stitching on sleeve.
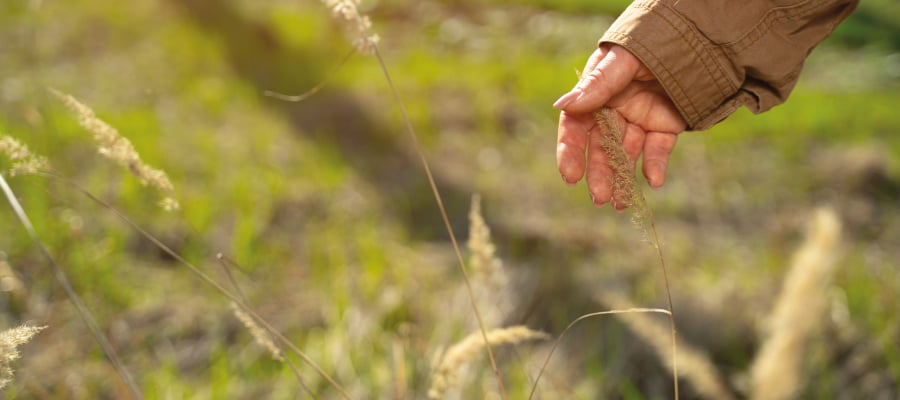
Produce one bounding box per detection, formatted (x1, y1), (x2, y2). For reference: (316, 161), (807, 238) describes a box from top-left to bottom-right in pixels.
(604, 31), (700, 121)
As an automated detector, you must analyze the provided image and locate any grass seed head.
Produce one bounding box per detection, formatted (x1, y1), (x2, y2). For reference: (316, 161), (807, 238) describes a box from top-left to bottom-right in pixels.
(0, 325), (46, 389)
(49, 88), (179, 211)
(429, 326), (548, 399)
(0, 135), (49, 176)
(231, 302), (284, 362)
(322, 0), (380, 54)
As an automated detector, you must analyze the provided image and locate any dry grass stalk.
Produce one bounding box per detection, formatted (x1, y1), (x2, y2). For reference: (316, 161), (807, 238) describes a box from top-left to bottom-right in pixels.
(593, 107), (679, 398)
(0, 135), (49, 176)
(230, 302), (284, 362)
(48, 88), (179, 211)
(0, 325), (46, 389)
(750, 208), (842, 400)
(599, 292), (737, 400)
(322, 0), (380, 54)
(428, 326), (549, 399)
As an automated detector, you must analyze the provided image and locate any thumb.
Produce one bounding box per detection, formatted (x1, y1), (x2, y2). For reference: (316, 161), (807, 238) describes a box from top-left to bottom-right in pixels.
(553, 45), (641, 113)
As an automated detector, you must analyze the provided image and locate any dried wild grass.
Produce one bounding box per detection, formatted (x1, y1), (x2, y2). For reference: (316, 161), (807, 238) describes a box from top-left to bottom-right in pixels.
(593, 107), (678, 397)
(750, 208), (842, 400)
(0, 135), (49, 176)
(599, 292), (737, 400)
(468, 194), (506, 290)
(48, 89), (179, 211)
(322, 0), (380, 55)
(428, 326), (549, 399)
(0, 325), (45, 389)
(231, 302), (284, 362)
(592, 108), (651, 229)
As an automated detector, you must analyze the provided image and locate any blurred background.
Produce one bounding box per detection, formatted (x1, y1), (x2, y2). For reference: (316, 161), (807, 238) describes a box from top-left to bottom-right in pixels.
(0, 0), (898, 398)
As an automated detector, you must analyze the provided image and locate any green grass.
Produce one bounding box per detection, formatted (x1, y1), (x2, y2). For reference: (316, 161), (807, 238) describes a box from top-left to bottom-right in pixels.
(0, 0), (898, 398)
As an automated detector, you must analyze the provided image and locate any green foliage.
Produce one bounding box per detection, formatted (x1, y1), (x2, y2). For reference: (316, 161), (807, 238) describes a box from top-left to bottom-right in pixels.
(0, 0), (897, 398)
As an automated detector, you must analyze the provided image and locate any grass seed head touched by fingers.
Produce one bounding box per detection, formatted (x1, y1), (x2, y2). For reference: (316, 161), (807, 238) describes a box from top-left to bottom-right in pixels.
(0, 135), (49, 176)
(49, 89), (179, 211)
(592, 108), (652, 233)
(428, 326), (549, 399)
(0, 325), (46, 389)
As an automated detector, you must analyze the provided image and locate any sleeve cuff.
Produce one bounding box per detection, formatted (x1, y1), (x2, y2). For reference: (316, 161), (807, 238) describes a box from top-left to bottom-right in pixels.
(600, 0), (744, 130)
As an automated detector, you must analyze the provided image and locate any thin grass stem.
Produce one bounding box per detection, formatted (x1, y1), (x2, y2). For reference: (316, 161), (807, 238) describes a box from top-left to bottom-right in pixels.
(264, 48), (356, 102)
(372, 45), (507, 399)
(215, 254), (317, 399)
(528, 308), (673, 399)
(0, 173), (144, 400)
(34, 173), (352, 400)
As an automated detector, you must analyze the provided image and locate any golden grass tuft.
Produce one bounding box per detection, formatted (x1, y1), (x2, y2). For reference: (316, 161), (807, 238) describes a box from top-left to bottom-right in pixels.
(48, 88), (179, 211)
(0, 135), (49, 176)
(467, 193), (504, 287)
(750, 208), (842, 400)
(0, 325), (46, 389)
(429, 326), (549, 399)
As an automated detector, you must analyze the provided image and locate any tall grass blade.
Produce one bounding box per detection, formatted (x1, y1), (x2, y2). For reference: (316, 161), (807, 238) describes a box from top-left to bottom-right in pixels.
(372, 46), (507, 399)
(0, 173), (144, 400)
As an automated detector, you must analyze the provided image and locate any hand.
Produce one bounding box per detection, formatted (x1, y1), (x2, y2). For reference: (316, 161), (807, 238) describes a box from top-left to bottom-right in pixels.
(553, 45), (687, 211)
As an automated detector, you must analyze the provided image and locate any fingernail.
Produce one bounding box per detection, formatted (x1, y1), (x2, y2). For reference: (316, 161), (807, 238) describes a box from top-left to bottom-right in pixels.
(589, 192), (599, 207)
(611, 198), (623, 213)
(614, 200), (627, 213)
(553, 90), (579, 109)
(562, 174), (577, 186)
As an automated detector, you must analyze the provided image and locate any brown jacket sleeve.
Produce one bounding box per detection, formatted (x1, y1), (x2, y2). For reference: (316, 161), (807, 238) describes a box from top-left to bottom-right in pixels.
(601, 0), (858, 130)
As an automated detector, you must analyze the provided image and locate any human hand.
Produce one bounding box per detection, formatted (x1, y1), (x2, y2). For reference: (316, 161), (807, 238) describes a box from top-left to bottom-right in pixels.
(553, 44), (687, 211)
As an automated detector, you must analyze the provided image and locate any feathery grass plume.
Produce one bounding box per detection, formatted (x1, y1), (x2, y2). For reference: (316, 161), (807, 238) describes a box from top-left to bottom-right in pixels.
(0, 135), (49, 176)
(429, 326), (549, 399)
(322, 0), (380, 55)
(467, 194), (504, 285)
(592, 108), (651, 229)
(598, 292), (737, 400)
(466, 194), (512, 328)
(0, 325), (46, 389)
(231, 302), (284, 362)
(48, 88), (179, 211)
(750, 208), (842, 400)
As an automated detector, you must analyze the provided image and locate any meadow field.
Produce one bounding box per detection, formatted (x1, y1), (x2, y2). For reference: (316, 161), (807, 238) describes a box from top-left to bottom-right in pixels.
(0, 0), (899, 398)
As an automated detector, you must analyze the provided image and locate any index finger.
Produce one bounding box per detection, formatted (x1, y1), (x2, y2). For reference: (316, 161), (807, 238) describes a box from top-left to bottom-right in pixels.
(553, 45), (642, 114)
